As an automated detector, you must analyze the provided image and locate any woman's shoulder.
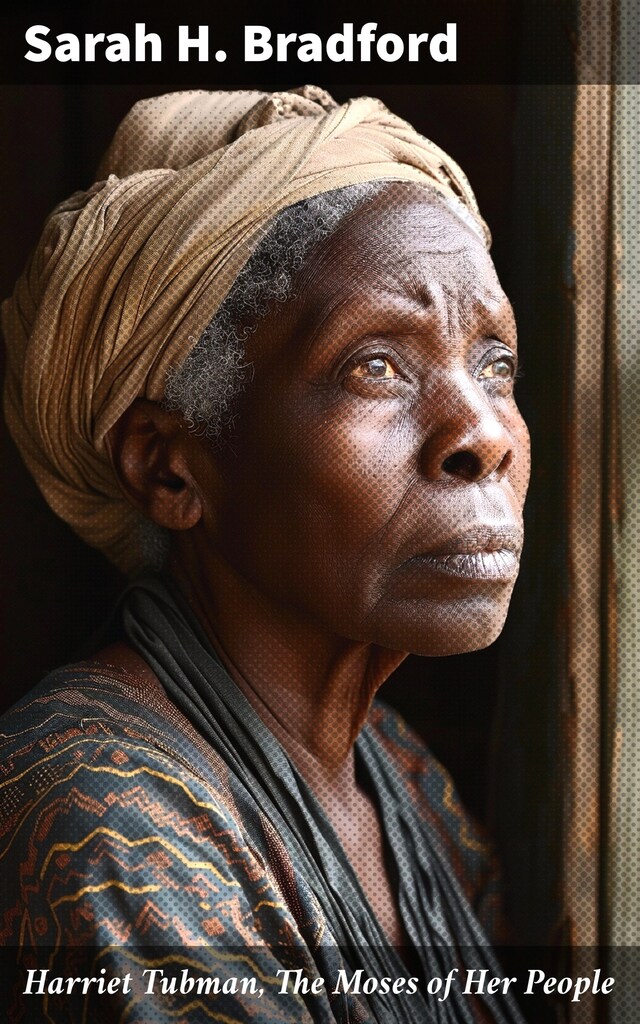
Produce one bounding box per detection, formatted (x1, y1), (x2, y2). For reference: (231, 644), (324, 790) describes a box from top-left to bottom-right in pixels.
(0, 660), (337, 1021)
(2, 655), (169, 745)
(0, 649), (256, 858)
(0, 644), (239, 784)
(0, 655), (211, 792)
(0, 657), (309, 950)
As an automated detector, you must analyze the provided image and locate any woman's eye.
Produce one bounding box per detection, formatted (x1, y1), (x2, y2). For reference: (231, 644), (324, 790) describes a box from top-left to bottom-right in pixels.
(478, 356), (516, 381)
(349, 357), (399, 380)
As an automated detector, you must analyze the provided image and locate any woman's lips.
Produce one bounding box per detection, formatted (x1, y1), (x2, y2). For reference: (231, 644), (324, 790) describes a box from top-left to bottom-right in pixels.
(412, 548), (520, 582)
(404, 525), (524, 583)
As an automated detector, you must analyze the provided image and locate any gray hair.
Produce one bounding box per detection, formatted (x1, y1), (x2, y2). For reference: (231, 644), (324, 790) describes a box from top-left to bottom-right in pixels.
(139, 181), (385, 568)
(162, 181), (385, 439)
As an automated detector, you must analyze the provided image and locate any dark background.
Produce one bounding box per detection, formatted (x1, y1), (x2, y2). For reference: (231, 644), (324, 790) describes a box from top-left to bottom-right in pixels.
(0, 0), (576, 953)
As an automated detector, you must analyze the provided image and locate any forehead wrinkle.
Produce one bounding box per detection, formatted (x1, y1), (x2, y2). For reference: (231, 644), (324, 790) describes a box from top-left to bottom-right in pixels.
(398, 249), (515, 343)
(292, 269), (515, 363)
(383, 243), (495, 328)
(384, 243), (471, 269)
(281, 229), (514, 361)
(439, 284), (516, 343)
(294, 270), (439, 358)
(384, 246), (466, 302)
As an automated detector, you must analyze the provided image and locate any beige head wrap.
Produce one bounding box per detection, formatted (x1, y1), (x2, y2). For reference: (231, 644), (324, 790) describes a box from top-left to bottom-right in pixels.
(2, 86), (488, 574)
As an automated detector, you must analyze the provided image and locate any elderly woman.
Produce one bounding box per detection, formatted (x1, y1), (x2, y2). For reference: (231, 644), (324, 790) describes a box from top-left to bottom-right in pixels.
(0, 88), (529, 1022)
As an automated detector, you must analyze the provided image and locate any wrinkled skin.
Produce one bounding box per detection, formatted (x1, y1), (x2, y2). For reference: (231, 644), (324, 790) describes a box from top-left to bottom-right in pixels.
(205, 185), (529, 659)
(106, 183), (530, 945)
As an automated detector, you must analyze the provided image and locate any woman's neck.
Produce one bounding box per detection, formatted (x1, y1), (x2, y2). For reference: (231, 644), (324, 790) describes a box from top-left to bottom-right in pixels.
(167, 544), (406, 784)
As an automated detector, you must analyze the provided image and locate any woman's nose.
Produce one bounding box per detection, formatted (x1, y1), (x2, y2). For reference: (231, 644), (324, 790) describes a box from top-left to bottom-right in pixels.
(419, 387), (513, 483)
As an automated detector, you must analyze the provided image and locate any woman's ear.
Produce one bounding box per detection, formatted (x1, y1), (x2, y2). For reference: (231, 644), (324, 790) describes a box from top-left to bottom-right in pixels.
(105, 398), (203, 531)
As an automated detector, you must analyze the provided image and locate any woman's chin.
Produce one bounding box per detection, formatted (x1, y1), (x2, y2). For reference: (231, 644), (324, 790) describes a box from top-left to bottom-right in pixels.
(368, 590), (514, 658)
(410, 628), (504, 658)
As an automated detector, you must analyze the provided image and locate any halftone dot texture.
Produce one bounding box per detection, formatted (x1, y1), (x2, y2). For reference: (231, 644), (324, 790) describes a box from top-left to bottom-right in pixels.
(567, 78), (612, 977)
(0, 654), (522, 1022)
(568, 0), (640, 1017)
(0, 89), (533, 1022)
(608, 81), (640, 1022)
(1, 85), (489, 574)
(564, 2), (640, 1018)
(129, 179), (525, 961)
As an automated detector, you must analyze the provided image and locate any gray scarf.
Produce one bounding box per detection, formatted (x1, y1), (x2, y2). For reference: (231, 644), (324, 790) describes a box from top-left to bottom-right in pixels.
(121, 575), (524, 1024)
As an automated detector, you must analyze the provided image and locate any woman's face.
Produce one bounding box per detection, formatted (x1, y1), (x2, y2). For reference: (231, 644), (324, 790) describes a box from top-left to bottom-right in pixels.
(206, 184), (530, 656)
